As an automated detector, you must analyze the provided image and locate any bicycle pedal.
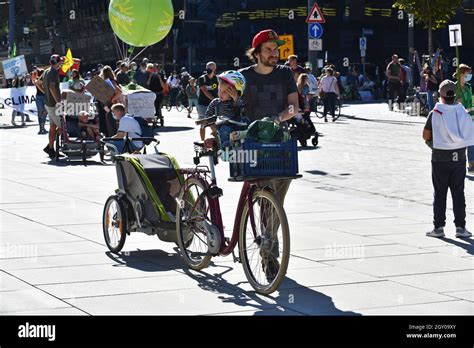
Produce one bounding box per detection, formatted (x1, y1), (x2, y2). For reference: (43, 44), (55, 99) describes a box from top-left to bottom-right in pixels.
(208, 186), (223, 198)
(232, 248), (241, 264)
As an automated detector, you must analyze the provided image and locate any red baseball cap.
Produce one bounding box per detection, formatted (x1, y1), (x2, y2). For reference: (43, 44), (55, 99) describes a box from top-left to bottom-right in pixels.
(252, 29), (285, 49)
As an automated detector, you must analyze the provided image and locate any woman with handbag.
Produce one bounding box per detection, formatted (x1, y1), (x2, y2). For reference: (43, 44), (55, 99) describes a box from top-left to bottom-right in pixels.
(318, 68), (340, 122)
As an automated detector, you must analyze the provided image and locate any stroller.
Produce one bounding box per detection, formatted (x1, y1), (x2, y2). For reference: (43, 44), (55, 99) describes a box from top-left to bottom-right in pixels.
(288, 113), (319, 147)
(54, 103), (106, 165)
(102, 149), (186, 253)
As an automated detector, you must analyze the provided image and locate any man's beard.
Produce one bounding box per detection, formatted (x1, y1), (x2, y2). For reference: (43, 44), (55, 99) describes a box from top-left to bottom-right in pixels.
(261, 56), (278, 67)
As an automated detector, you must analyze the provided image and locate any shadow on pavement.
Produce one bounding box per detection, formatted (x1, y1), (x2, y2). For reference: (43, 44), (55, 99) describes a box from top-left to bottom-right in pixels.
(154, 126), (194, 133)
(343, 114), (424, 126)
(441, 237), (474, 256)
(106, 248), (360, 316)
(41, 158), (113, 167)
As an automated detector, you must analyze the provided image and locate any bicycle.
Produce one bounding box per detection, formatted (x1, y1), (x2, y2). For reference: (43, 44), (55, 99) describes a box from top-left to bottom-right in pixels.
(164, 88), (188, 113)
(311, 95), (342, 121)
(175, 116), (301, 295)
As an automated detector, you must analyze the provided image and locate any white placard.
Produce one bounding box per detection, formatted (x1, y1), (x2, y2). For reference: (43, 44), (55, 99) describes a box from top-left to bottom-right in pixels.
(309, 39), (323, 51)
(449, 24), (462, 47)
(2, 55), (28, 79)
(126, 92), (156, 118)
(0, 81), (89, 115)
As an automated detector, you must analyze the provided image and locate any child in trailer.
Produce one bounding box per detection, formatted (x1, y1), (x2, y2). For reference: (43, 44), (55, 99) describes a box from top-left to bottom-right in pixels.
(78, 111), (101, 142)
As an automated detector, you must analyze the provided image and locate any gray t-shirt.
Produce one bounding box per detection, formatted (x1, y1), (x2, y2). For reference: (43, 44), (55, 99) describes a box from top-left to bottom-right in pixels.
(239, 65), (297, 122)
(42, 67), (60, 107)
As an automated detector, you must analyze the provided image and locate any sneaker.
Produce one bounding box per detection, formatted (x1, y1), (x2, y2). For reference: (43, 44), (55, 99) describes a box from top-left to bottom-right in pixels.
(455, 227), (472, 238)
(21, 122), (26, 127)
(43, 145), (54, 157)
(261, 255), (280, 283)
(25, 118), (33, 122)
(426, 227), (445, 238)
(324, 118), (328, 123)
(11, 121), (16, 127)
(332, 118), (336, 122)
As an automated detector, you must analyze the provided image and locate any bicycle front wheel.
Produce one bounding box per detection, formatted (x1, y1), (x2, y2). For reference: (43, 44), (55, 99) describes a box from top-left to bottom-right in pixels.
(239, 189), (290, 295)
(334, 99), (342, 121)
(176, 177), (212, 270)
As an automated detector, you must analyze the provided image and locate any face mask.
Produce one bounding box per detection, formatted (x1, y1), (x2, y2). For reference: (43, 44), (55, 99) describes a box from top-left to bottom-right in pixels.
(206, 68), (213, 75)
(141, 69), (146, 73)
(466, 74), (472, 82)
(132, 66), (137, 71)
(112, 113), (118, 121)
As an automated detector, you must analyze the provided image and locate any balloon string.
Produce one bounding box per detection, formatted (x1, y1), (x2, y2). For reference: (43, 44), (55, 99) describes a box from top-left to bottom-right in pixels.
(129, 46), (149, 63)
(113, 34), (123, 60)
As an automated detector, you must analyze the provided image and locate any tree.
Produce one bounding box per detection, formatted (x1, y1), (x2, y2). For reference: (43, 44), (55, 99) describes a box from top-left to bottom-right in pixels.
(393, 0), (463, 55)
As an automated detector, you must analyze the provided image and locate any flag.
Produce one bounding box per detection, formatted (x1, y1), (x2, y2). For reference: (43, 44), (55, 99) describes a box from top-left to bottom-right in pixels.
(8, 42), (16, 58)
(61, 48), (74, 73)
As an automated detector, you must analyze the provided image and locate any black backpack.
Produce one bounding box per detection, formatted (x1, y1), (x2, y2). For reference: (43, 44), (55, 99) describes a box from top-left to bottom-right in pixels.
(132, 116), (154, 144)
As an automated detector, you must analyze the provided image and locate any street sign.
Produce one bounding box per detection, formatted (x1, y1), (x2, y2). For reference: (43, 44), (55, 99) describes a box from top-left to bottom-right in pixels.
(449, 24), (462, 47)
(309, 39), (323, 51)
(309, 23), (323, 39)
(359, 37), (367, 50)
(362, 28), (374, 36)
(361, 49), (366, 57)
(279, 35), (294, 61)
(306, 3), (326, 23)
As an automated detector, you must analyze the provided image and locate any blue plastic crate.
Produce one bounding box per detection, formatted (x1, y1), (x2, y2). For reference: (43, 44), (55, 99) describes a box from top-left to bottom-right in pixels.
(229, 138), (299, 179)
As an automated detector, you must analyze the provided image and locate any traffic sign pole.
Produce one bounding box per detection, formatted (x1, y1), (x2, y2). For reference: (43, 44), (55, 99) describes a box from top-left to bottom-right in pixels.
(307, 0), (319, 76)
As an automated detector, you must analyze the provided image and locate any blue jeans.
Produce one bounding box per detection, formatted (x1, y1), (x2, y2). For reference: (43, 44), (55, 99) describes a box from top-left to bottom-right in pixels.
(427, 90), (435, 112)
(105, 139), (142, 155)
(35, 95), (47, 127)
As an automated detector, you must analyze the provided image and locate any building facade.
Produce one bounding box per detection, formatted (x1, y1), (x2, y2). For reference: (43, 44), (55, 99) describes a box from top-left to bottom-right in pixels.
(2, 0), (473, 76)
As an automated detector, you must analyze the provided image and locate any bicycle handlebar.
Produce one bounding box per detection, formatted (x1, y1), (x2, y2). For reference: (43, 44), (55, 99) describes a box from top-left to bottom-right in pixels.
(196, 115), (248, 128)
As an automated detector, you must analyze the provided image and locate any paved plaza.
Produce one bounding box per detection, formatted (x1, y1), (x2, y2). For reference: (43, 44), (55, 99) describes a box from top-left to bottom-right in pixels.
(1, 103), (473, 315)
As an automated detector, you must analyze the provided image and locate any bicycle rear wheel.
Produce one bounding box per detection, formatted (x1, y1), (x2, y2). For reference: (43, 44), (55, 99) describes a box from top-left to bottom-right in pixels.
(239, 189), (290, 295)
(333, 99), (342, 121)
(176, 177), (212, 270)
(315, 98), (325, 118)
(176, 103), (185, 112)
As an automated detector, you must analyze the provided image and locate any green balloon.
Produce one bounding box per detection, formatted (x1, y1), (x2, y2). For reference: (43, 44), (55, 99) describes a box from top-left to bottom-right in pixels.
(109, 0), (174, 47)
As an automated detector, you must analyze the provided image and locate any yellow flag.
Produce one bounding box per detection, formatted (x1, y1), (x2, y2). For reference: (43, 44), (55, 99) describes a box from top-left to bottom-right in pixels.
(61, 49), (74, 73)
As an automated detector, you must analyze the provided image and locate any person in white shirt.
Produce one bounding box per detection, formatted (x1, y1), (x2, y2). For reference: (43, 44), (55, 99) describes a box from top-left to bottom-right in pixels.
(167, 72), (181, 107)
(108, 103), (143, 153)
(318, 68), (340, 122)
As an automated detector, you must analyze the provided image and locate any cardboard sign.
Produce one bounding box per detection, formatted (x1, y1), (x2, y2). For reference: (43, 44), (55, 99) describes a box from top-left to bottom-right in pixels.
(2, 55), (28, 79)
(84, 76), (115, 104)
(65, 91), (92, 114)
(126, 92), (156, 118)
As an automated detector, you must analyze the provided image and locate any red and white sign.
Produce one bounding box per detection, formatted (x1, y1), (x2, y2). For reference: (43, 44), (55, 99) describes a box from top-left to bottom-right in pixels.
(306, 3), (326, 23)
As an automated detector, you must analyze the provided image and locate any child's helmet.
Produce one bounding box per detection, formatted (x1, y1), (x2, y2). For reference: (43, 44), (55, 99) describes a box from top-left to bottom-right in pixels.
(217, 70), (246, 95)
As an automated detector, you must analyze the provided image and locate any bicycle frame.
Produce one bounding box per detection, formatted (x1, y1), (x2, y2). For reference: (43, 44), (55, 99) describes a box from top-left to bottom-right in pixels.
(184, 153), (261, 257)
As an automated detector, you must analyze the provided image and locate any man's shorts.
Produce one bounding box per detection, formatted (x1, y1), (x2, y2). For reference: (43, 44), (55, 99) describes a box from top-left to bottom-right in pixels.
(45, 105), (62, 127)
(197, 104), (208, 120)
(188, 98), (199, 109)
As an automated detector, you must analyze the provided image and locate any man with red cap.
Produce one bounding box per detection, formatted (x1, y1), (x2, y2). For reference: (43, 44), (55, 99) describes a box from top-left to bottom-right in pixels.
(238, 29), (299, 282)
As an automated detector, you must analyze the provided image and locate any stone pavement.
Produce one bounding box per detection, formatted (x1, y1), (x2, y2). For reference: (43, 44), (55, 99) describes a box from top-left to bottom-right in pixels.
(0, 103), (473, 315)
